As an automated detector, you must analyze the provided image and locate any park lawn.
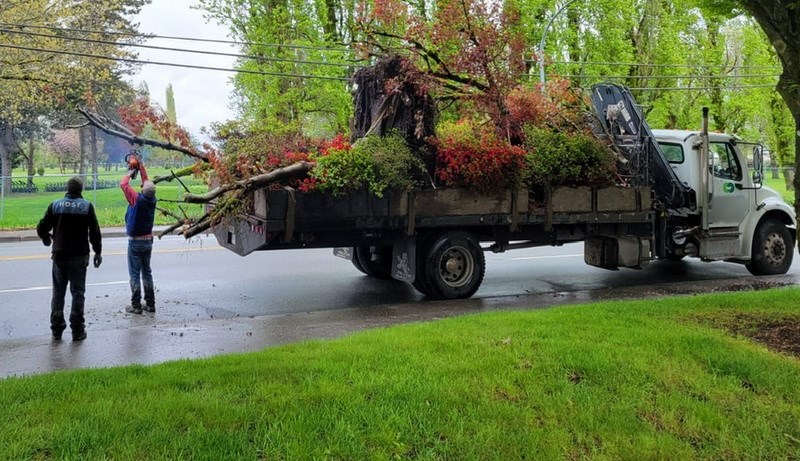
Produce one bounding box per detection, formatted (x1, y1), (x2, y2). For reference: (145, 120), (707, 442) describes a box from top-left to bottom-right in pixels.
(764, 176), (795, 204)
(0, 288), (799, 460)
(1, 167), (207, 229)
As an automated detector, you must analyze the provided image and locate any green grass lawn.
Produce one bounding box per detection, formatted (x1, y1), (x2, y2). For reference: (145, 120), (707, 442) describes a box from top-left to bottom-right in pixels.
(1, 288), (799, 459)
(764, 176), (796, 204)
(1, 167), (207, 229)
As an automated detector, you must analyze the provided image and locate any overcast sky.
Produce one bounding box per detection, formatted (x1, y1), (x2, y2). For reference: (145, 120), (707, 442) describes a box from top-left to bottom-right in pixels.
(128, 0), (237, 137)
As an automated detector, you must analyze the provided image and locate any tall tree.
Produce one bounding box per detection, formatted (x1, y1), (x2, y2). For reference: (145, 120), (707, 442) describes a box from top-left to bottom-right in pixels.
(704, 0), (800, 212)
(165, 84), (177, 124)
(0, 0), (149, 194)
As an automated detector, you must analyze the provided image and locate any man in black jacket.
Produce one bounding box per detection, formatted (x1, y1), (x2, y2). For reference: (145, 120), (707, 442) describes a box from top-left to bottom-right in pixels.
(37, 177), (103, 341)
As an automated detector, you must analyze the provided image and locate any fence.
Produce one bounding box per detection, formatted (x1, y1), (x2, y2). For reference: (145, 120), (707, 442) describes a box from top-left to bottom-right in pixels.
(0, 171), (207, 221)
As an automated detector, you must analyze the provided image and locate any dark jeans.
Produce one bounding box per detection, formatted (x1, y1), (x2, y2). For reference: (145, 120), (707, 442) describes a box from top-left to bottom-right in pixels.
(51, 255), (89, 335)
(128, 238), (155, 307)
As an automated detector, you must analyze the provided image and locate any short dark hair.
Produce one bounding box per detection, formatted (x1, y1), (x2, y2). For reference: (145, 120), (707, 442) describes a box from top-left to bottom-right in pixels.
(67, 177), (83, 195)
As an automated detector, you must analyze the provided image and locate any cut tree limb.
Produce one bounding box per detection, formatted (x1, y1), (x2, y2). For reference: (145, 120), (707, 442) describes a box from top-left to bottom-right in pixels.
(183, 161), (313, 204)
(77, 107), (208, 162)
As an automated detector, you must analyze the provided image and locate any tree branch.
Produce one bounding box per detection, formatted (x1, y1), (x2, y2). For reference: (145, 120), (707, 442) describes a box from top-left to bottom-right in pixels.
(77, 107), (208, 162)
(183, 161), (313, 203)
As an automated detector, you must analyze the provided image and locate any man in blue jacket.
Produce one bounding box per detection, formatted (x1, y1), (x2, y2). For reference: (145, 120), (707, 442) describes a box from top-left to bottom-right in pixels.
(121, 162), (157, 314)
(37, 177), (102, 341)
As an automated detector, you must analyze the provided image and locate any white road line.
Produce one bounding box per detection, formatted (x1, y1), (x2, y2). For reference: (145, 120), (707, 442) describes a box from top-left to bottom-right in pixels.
(508, 254), (583, 261)
(0, 245), (222, 262)
(0, 280), (128, 294)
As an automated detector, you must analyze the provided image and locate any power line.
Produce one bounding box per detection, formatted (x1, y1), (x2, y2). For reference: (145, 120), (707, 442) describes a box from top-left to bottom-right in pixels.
(626, 84), (776, 91)
(0, 28), (362, 69)
(0, 22), (354, 54)
(544, 73), (780, 80)
(0, 43), (351, 81)
(542, 60), (782, 70)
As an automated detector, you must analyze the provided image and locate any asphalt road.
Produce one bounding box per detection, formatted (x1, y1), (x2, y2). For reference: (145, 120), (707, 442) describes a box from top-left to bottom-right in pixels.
(1, 234), (799, 378)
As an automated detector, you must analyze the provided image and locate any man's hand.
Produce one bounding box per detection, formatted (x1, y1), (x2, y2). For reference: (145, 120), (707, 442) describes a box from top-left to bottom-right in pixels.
(93, 254), (103, 268)
(42, 234), (51, 247)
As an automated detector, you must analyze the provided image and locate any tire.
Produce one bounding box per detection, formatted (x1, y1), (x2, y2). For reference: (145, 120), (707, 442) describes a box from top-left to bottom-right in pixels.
(411, 234), (436, 297)
(419, 230), (485, 300)
(355, 245), (393, 279)
(350, 247), (367, 274)
(746, 220), (794, 276)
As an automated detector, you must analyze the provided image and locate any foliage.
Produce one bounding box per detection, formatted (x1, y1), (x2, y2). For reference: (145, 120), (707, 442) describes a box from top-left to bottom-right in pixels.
(434, 120), (526, 193)
(358, 0), (526, 139)
(198, 0), (353, 136)
(523, 126), (616, 188)
(505, 80), (594, 140)
(312, 132), (419, 197)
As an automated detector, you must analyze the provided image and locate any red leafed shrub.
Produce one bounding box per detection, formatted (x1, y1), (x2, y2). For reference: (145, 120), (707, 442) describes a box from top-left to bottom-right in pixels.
(505, 80), (591, 141)
(434, 120), (526, 194)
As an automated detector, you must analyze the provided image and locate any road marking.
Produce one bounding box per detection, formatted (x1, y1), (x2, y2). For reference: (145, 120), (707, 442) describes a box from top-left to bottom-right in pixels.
(0, 245), (223, 262)
(0, 280), (128, 294)
(508, 254), (583, 261)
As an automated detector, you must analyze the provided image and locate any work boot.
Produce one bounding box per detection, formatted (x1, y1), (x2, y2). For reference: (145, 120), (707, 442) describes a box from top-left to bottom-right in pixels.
(125, 304), (143, 315)
(144, 304), (155, 313)
(72, 331), (87, 341)
(52, 330), (63, 341)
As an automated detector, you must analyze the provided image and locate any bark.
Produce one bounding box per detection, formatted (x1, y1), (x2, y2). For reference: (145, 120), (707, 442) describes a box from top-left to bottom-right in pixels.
(0, 122), (21, 195)
(90, 126), (99, 181)
(26, 137), (35, 187)
(78, 126), (87, 175)
(182, 161), (313, 203)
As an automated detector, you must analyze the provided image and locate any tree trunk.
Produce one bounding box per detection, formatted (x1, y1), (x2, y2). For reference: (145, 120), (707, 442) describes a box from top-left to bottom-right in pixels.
(78, 126), (88, 176)
(0, 122), (20, 196)
(26, 137), (35, 187)
(90, 126), (99, 183)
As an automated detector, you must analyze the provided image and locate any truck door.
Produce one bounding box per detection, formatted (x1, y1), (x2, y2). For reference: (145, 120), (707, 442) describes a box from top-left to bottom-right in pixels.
(707, 142), (749, 228)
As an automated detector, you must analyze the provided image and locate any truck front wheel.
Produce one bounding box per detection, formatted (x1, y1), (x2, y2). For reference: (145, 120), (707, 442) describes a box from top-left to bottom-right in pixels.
(419, 231), (485, 300)
(746, 220), (794, 276)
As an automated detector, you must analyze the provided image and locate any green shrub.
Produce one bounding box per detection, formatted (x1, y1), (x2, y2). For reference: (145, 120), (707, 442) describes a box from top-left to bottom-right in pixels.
(36, 166), (45, 176)
(312, 133), (420, 197)
(523, 127), (616, 187)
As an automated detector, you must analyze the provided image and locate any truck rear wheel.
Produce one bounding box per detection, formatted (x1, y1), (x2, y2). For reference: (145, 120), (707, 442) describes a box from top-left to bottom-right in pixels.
(419, 231), (485, 300)
(746, 220), (794, 276)
(355, 245), (393, 279)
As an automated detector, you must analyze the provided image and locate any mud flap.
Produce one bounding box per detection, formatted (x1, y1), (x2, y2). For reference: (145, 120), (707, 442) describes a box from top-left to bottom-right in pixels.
(391, 236), (416, 282)
(333, 247), (353, 260)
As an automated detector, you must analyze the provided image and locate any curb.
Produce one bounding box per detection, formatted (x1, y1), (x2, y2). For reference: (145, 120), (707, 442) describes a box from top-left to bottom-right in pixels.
(0, 228), (167, 244)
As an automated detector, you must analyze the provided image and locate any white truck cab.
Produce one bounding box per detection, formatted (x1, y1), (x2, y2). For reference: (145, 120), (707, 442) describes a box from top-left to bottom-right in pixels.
(652, 128), (796, 274)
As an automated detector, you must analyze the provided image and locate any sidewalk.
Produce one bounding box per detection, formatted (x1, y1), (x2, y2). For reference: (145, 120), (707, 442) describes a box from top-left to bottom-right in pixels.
(0, 227), (167, 243)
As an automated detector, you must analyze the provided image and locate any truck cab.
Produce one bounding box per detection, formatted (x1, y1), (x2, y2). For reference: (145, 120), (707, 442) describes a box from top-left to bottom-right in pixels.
(652, 129), (796, 274)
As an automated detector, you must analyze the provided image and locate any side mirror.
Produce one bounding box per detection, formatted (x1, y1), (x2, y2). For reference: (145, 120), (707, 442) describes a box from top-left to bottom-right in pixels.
(753, 145), (763, 172)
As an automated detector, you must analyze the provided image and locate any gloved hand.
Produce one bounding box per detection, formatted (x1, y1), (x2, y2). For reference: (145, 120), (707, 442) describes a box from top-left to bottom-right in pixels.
(42, 234), (51, 247)
(93, 254), (103, 268)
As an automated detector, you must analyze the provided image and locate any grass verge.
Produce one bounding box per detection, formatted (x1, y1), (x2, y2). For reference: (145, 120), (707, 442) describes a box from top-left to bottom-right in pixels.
(1, 289), (800, 459)
(1, 168), (206, 229)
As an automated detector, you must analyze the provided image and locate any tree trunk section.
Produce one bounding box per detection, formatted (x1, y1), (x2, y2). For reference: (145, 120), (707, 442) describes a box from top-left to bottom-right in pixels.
(26, 137), (35, 187)
(78, 126), (88, 176)
(90, 126), (99, 183)
(0, 122), (19, 196)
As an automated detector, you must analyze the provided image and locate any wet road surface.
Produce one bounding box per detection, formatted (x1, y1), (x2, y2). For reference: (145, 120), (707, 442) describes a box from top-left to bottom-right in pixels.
(1, 234), (798, 378)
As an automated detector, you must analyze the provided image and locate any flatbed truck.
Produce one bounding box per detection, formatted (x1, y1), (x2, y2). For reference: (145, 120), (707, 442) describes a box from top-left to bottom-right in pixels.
(212, 84), (796, 299)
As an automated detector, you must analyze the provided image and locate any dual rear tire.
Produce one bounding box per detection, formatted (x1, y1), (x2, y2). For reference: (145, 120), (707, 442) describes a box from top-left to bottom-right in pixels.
(412, 231), (485, 300)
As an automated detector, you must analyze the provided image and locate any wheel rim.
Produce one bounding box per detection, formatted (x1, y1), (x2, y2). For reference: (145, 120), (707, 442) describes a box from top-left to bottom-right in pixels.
(762, 231), (787, 267)
(437, 245), (474, 288)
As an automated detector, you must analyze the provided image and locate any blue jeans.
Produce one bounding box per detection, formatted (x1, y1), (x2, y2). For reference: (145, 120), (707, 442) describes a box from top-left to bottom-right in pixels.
(128, 238), (155, 307)
(51, 255), (88, 335)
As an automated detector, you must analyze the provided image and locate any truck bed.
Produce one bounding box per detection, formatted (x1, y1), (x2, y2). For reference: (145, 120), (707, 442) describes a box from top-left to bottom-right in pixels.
(214, 186), (653, 256)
